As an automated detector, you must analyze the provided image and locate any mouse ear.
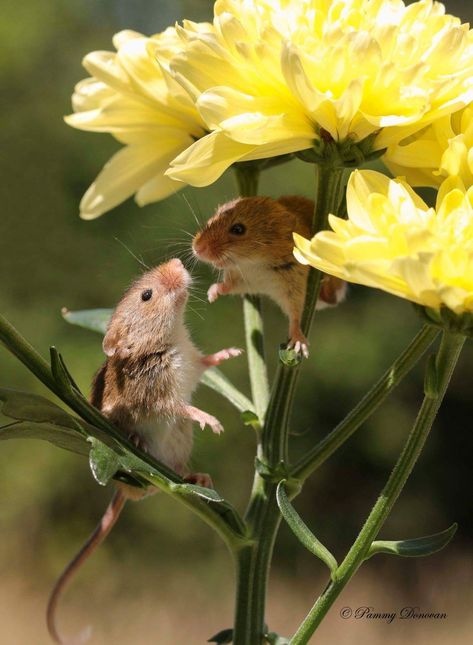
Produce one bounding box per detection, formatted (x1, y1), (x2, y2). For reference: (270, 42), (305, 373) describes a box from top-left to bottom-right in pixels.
(103, 325), (132, 358)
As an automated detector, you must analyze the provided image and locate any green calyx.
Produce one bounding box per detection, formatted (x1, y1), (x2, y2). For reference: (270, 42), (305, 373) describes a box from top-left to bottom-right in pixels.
(414, 305), (473, 338)
(296, 130), (385, 168)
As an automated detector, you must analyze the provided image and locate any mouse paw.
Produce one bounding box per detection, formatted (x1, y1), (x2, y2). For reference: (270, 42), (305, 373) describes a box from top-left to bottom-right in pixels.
(184, 405), (224, 435)
(202, 347), (243, 367)
(207, 283), (221, 303)
(184, 472), (214, 489)
(287, 335), (309, 359)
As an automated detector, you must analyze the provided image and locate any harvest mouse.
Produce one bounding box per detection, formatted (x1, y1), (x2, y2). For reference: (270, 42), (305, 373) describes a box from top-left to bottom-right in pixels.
(192, 196), (347, 357)
(47, 258), (241, 645)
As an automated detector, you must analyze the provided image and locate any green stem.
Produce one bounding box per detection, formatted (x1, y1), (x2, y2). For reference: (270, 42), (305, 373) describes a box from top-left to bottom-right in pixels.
(263, 165), (346, 468)
(232, 163), (347, 645)
(0, 313), (61, 396)
(292, 324), (439, 481)
(290, 330), (465, 644)
(234, 165), (270, 420)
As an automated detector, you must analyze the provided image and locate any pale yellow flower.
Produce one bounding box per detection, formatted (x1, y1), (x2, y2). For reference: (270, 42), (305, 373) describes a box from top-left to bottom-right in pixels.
(65, 29), (207, 219)
(384, 105), (473, 188)
(294, 170), (473, 314)
(167, 0), (473, 187)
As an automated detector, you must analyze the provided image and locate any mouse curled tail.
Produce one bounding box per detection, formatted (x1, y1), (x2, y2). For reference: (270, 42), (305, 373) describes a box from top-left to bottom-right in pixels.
(46, 489), (127, 645)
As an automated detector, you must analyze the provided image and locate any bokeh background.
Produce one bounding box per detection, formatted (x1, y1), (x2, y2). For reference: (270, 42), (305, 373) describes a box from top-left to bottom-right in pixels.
(1, 1), (472, 643)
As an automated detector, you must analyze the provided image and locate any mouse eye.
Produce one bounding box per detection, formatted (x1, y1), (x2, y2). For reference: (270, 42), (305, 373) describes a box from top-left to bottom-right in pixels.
(230, 223), (246, 235)
(141, 289), (153, 301)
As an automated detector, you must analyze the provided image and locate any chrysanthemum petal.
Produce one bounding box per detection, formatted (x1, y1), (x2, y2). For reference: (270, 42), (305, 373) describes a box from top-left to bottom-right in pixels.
(166, 131), (257, 186)
(80, 141), (180, 219)
(295, 169), (473, 314)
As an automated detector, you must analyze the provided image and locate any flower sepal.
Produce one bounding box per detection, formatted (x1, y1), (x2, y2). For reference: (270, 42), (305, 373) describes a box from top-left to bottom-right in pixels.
(414, 305), (473, 338)
(296, 131), (385, 169)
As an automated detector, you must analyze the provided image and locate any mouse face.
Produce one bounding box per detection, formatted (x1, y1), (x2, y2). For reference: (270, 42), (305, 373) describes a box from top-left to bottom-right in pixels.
(103, 258), (190, 358)
(193, 197), (296, 268)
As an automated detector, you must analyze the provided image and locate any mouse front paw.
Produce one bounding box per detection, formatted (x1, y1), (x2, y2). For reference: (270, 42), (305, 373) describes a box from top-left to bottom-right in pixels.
(207, 283), (221, 303)
(202, 347), (243, 367)
(184, 405), (224, 435)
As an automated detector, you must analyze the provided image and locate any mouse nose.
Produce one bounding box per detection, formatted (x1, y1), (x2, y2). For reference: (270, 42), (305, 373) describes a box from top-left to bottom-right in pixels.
(193, 238), (208, 258)
(168, 258), (183, 270)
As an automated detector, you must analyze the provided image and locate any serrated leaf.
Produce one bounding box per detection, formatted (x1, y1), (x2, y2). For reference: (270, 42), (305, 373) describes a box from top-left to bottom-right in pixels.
(367, 523), (458, 560)
(62, 308), (112, 335)
(241, 410), (262, 431)
(277, 481), (338, 578)
(88, 437), (121, 486)
(208, 628), (233, 643)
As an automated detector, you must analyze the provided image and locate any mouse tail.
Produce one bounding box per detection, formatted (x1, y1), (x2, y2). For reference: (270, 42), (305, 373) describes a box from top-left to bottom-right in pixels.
(46, 489), (127, 645)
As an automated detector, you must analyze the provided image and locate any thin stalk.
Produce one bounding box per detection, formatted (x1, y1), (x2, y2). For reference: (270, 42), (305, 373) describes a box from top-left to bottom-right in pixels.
(232, 163), (347, 645)
(263, 165), (346, 467)
(290, 331), (465, 644)
(0, 313), (61, 396)
(292, 324), (440, 481)
(234, 166), (270, 420)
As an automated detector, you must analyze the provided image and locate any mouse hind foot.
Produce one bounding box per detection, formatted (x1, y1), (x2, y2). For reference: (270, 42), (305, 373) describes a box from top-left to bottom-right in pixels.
(184, 472), (214, 488)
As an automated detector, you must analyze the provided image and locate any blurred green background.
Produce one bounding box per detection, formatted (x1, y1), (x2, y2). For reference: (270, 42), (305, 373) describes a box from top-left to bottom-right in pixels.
(1, 1), (472, 643)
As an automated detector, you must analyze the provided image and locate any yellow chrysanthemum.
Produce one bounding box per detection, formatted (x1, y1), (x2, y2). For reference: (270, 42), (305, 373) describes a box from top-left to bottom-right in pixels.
(384, 105), (473, 188)
(167, 0), (473, 187)
(65, 29), (207, 219)
(294, 170), (473, 314)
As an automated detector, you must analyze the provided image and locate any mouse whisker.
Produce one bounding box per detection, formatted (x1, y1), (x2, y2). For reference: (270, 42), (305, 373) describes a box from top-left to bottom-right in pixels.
(114, 237), (151, 270)
(180, 192), (203, 228)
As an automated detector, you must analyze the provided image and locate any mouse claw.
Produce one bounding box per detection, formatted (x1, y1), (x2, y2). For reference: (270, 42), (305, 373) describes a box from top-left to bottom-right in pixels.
(287, 336), (309, 359)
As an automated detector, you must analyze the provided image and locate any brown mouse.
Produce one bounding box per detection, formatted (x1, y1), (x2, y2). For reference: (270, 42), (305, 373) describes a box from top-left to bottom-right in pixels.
(192, 196), (347, 357)
(47, 258), (241, 644)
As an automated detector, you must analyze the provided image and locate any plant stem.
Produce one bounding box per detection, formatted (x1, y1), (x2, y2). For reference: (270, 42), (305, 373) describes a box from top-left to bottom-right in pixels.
(292, 324), (439, 481)
(290, 330), (465, 644)
(235, 165), (270, 420)
(263, 164), (346, 468)
(232, 163), (347, 645)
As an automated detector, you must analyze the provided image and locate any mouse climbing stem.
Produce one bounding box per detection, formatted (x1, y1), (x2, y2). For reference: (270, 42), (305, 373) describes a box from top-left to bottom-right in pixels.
(231, 162), (348, 645)
(234, 165), (270, 419)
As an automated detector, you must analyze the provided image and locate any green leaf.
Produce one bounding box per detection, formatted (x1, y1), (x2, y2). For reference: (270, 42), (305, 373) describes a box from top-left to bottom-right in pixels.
(88, 437), (121, 486)
(277, 481), (338, 578)
(278, 345), (302, 367)
(208, 628), (233, 643)
(201, 368), (255, 413)
(0, 420), (89, 456)
(241, 410), (262, 431)
(62, 308), (112, 335)
(367, 523), (458, 560)
(0, 388), (92, 455)
(50, 346), (81, 394)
